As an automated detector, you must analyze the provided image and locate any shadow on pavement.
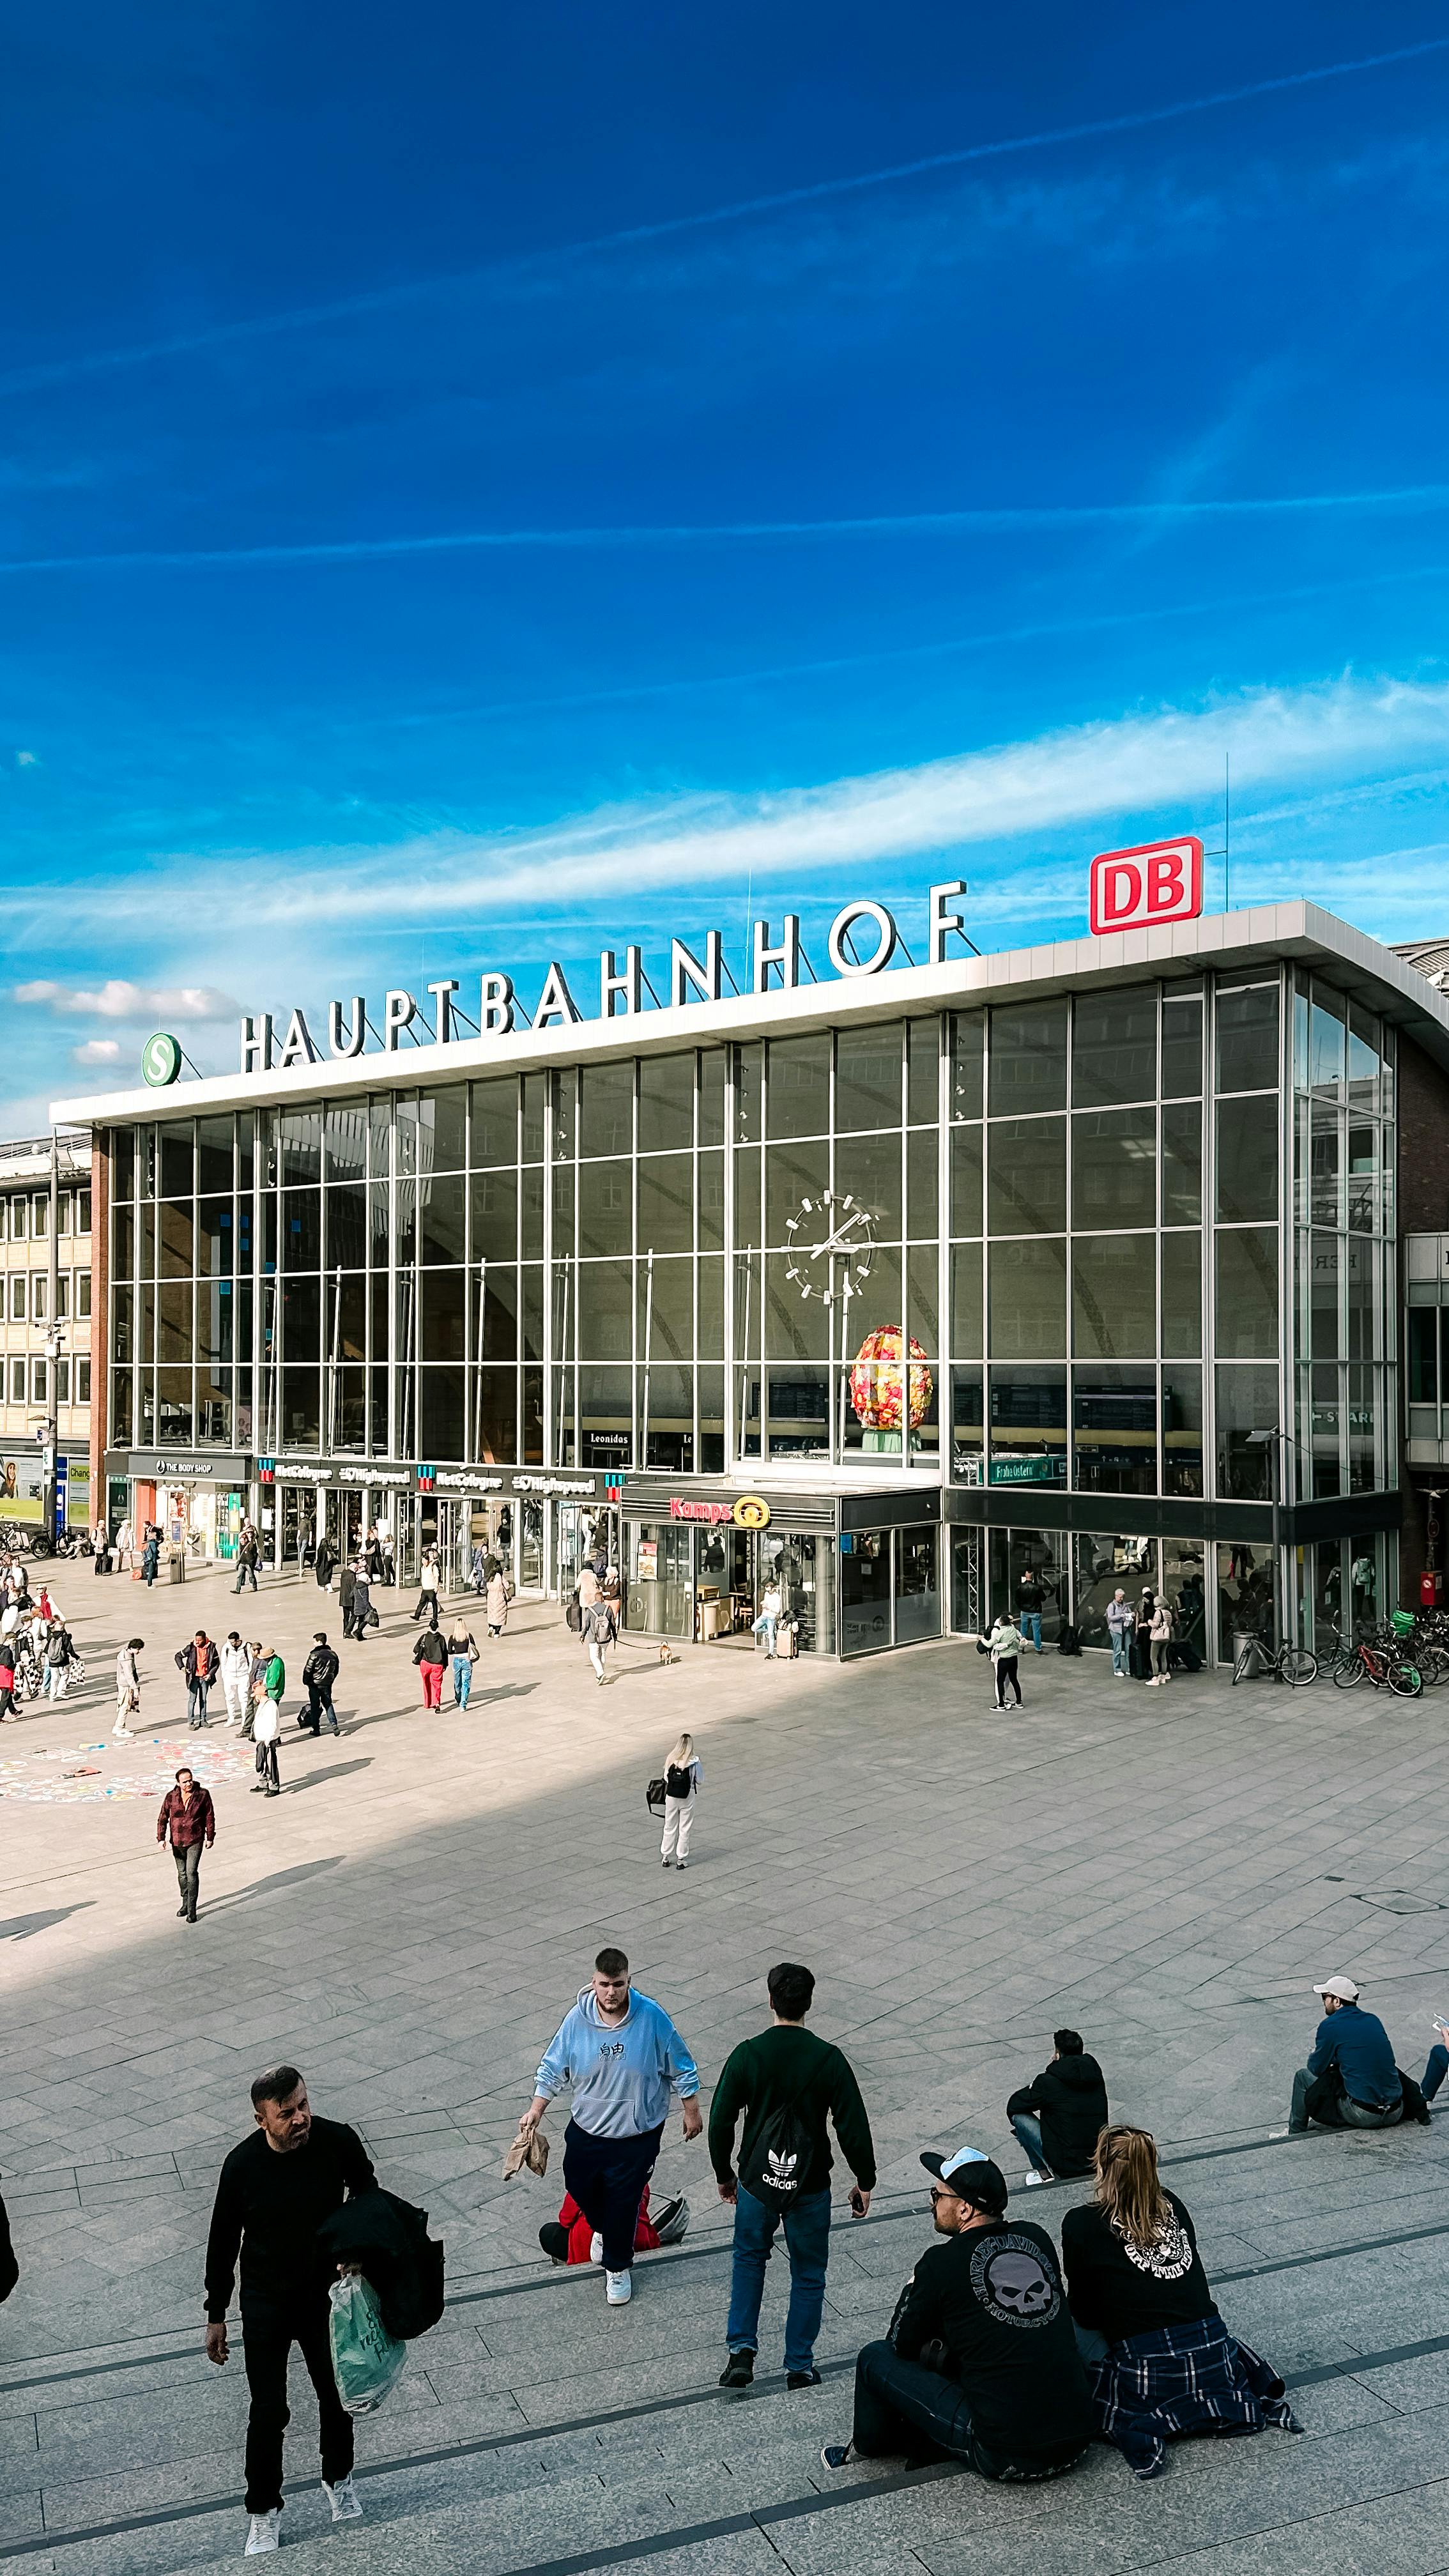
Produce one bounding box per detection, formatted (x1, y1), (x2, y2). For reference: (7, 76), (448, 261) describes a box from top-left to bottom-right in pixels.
(286, 1759), (373, 1793)
(0, 1904), (94, 1941)
(201, 1855), (347, 1913)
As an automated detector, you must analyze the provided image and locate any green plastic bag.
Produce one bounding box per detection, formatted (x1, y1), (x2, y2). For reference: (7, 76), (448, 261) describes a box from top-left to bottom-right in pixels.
(328, 2271), (409, 2416)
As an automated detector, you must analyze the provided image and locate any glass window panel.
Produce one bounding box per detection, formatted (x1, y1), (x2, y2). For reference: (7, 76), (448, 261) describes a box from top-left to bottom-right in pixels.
(113, 1128), (136, 1202)
(418, 1087), (466, 1172)
(113, 1204), (135, 1280)
(1216, 1228), (1278, 1356)
(1347, 1007), (1381, 1110)
(470, 1167), (518, 1264)
(469, 1078), (517, 1167)
(951, 1012), (984, 1120)
(1162, 1365), (1203, 1496)
(521, 1075), (546, 1163)
(698, 1255), (723, 1360)
(111, 1369), (134, 1445)
(698, 1149), (724, 1252)
(280, 1108), (321, 1188)
(698, 1367), (724, 1473)
(767, 1035), (831, 1138)
(159, 1200), (194, 1279)
(1162, 1102), (1202, 1224)
(157, 1367), (194, 1443)
(330, 1273), (367, 1361)
(1310, 1363), (1341, 1497)
(988, 1000), (1067, 1116)
(1408, 1307), (1438, 1402)
(324, 1101), (367, 1181)
(1162, 1230), (1202, 1356)
(368, 1095), (391, 1177)
(395, 1094), (420, 1179)
(111, 1283), (135, 1363)
(236, 1116), (254, 1193)
(834, 1131), (901, 1238)
(420, 1365), (465, 1461)
(906, 1245), (939, 1354)
(765, 1255), (831, 1359)
(141, 1202), (157, 1280)
(699, 1048), (726, 1147)
(282, 1276), (321, 1361)
(520, 1164), (545, 1261)
(1309, 1104), (1340, 1227)
(477, 1264), (518, 1360)
(420, 1172), (468, 1266)
(638, 1255), (693, 1361)
(1310, 1234), (1338, 1360)
(326, 1183), (369, 1271)
(735, 1147), (761, 1248)
(1346, 1239), (1374, 1362)
(989, 1239), (1066, 1357)
(988, 1366), (1068, 1478)
(1347, 1364), (1376, 1491)
(158, 1279), (192, 1361)
(951, 1244), (983, 1357)
(1308, 994), (1346, 1093)
(552, 1162), (576, 1248)
(1161, 992), (1203, 1097)
(521, 1264), (545, 1361)
(1346, 1125), (1377, 1234)
(579, 1062), (634, 1159)
(1073, 1235), (1156, 1357)
(420, 1268), (466, 1360)
(836, 1023), (903, 1133)
(1072, 1366), (1158, 1496)
(638, 1153), (694, 1254)
(1073, 1108), (1156, 1229)
(767, 1142), (830, 1246)
(551, 1069), (577, 1163)
(907, 1128), (938, 1241)
(160, 1123), (194, 1199)
(1215, 985), (1279, 1093)
(1216, 1097), (1278, 1222)
(769, 1365), (830, 1455)
(638, 1054), (694, 1154)
(987, 1117), (1066, 1234)
(281, 1190), (322, 1271)
(196, 1116), (233, 1197)
(645, 1365), (696, 1470)
(1215, 1365), (1279, 1499)
(734, 1041), (763, 1144)
(951, 1368), (984, 1470)
(907, 1017), (939, 1124)
(1349, 1535), (1381, 1625)
(950, 1124), (982, 1236)
(197, 1197), (233, 1278)
(578, 1367), (630, 1466)
(1072, 990), (1157, 1107)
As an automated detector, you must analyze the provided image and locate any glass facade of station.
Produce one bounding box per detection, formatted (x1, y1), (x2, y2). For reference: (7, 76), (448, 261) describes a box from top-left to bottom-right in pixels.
(100, 959), (1400, 1656)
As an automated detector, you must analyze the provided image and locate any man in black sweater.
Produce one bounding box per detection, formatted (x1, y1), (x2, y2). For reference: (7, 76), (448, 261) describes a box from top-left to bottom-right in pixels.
(204, 2066), (375, 2556)
(709, 1962), (875, 2393)
(820, 2146), (1091, 2481)
(1006, 2028), (1109, 2185)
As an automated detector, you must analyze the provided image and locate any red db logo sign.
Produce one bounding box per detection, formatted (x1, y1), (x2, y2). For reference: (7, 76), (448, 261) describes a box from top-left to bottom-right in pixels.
(1089, 836), (1203, 935)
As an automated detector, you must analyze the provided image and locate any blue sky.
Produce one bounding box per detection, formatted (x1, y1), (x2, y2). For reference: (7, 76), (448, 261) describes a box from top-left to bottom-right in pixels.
(5, 2), (1449, 1121)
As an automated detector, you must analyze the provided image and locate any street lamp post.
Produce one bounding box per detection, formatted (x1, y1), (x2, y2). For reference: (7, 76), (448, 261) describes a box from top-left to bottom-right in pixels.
(42, 1130), (61, 1549)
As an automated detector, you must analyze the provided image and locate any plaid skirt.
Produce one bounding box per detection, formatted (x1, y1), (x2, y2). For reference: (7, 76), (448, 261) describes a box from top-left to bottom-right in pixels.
(1093, 2315), (1298, 2478)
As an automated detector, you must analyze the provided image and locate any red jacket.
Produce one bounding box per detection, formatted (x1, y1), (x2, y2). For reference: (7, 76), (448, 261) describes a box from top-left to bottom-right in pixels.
(555, 2186), (661, 2264)
(157, 1785), (215, 1849)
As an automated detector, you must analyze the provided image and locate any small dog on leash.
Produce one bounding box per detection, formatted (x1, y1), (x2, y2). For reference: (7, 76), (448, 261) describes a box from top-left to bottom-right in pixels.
(658, 1644), (678, 1666)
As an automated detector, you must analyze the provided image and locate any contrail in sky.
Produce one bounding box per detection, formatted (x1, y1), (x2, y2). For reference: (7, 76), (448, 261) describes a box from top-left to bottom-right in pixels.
(1, 36), (1443, 396)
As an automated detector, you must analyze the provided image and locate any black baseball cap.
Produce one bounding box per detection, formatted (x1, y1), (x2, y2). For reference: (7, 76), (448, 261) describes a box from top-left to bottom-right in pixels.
(919, 2147), (1008, 2214)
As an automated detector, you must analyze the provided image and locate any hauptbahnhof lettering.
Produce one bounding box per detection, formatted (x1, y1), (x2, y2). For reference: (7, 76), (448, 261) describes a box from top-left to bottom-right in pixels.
(53, 884), (1449, 1661)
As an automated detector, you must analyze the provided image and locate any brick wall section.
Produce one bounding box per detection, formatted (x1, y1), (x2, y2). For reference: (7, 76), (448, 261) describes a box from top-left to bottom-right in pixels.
(1397, 1034), (1449, 1604)
(89, 1133), (109, 1516)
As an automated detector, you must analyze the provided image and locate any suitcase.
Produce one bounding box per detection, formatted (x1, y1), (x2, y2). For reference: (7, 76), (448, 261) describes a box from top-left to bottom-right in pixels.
(779, 1620), (800, 1660)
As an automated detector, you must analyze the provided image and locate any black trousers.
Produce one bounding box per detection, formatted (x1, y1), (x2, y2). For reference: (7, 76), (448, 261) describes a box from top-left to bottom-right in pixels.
(303, 1683), (337, 1733)
(850, 2340), (1085, 2483)
(242, 2298), (353, 2513)
(562, 2120), (663, 2273)
(172, 1841), (201, 1917)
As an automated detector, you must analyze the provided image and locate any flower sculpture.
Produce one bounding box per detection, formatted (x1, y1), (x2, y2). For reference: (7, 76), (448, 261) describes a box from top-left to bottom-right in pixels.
(850, 1326), (933, 1433)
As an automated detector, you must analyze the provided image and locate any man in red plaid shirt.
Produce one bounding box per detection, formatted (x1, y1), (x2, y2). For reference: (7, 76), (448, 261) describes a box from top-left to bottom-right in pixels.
(157, 1765), (215, 1923)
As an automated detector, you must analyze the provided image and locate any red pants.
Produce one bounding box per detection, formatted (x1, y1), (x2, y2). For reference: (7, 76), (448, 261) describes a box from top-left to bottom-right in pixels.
(420, 1662), (443, 1708)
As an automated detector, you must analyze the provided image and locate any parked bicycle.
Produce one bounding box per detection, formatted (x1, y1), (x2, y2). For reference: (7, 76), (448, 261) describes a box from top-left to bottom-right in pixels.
(1330, 1631), (1423, 1696)
(1231, 1632), (1318, 1687)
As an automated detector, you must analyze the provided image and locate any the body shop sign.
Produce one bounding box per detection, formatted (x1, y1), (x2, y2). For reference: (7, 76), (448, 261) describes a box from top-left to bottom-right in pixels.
(1089, 837), (1203, 935)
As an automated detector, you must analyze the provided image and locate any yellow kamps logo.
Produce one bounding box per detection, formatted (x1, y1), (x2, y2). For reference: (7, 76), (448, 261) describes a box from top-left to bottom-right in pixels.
(733, 1494), (770, 1530)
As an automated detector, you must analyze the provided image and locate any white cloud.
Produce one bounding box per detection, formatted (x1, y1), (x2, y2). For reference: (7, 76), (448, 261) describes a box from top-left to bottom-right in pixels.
(14, 749), (36, 767)
(71, 1039), (122, 1064)
(14, 979), (237, 1022)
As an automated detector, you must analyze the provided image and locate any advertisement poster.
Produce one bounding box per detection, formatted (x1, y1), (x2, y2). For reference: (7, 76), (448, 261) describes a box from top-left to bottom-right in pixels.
(0, 1451), (44, 1526)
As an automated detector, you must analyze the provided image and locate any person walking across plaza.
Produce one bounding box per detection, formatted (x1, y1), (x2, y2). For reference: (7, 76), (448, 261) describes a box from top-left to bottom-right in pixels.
(157, 1763), (215, 1924)
(519, 1947), (702, 2307)
(1062, 2125), (1299, 2479)
(1285, 1974), (1428, 2133)
(337, 1556), (356, 1636)
(987, 1610), (1023, 1709)
(220, 1630), (250, 1727)
(412, 1546), (441, 1625)
(313, 1528), (334, 1593)
(1105, 1588), (1133, 1678)
(1017, 1570), (1045, 1653)
(177, 1628), (220, 1729)
(818, 2147), (1091, 2483)
(659, 1733), (702, 1870)
(142, 1529), (160, 1586)
(1006, 2029), (1109, 2185)
(234, 1522), (260, 1593)
(0, 1632), (16, 1725)
(712, 1961), (875, 2392)
(486, 1560), (513, 1639)
(447, 1611), (480, 1707)
(413, 1617), (447, 1710)
(301, 1634), (340, 1736)
(252, 1687), (282, 1797)
(114, 1636), (143, 1738)
(43, 1618), (78, 1701)
(348, 1562), (374, 1641)
(205, 2066), (373, 2554)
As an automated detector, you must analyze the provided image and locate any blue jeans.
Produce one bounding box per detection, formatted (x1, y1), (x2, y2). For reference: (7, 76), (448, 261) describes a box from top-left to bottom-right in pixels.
(850, 2338), (1086, 2479)
(187, 1681), (211, 1728)
(452, 1653), (472, 1707)
(726, 2183), (831, 2375)
(1423, 2044), (1448, 2103)
(1020, 1611), (1042, 1650)
(1109, 1628), (1130, 1675)
(1009, 2111), (1052, 2176)
(753, 1614), (778, 1657)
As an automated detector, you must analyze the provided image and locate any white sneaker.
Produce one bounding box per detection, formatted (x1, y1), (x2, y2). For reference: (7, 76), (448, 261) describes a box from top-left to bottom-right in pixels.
(323, 2474), (362, 2522)
(588, 2231), (603, 2265)
(605, 2267), (632, 2304)
(1022, 2172), (1043, 2187)
(245, 2509), (282, 2554)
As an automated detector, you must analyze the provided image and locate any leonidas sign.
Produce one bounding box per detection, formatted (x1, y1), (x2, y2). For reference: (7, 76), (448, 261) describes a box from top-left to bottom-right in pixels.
(1089, 836), (1203, 936)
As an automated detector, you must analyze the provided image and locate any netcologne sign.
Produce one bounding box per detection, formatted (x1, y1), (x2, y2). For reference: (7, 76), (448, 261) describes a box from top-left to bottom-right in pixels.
(237, 885), (971, 1073)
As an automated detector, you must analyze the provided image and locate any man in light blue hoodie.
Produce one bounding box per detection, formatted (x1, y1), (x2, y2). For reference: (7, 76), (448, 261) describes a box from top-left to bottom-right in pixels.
(521, 1945), (702, 2306)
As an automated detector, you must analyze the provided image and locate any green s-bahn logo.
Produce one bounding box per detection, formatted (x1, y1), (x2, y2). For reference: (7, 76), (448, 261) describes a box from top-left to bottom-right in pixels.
(142, 1031), (182, 1087)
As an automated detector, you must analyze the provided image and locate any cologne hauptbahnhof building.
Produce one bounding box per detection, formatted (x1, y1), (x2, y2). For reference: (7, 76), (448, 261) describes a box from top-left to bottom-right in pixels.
(52, 885), (1449, 1664)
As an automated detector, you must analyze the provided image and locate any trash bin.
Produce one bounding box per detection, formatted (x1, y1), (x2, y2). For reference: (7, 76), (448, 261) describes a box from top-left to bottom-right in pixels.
(167, 1547), (186, 1585)
(1232, 1629), (1262, 1681)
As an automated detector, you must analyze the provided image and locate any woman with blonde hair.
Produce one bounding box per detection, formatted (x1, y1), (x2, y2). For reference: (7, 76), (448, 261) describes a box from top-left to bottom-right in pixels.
(1061, 2125), (1298, 2479)
(659, 1731), (702, 1871)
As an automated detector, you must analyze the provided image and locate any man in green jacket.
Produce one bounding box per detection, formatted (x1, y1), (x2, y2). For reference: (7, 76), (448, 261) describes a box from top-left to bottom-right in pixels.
(709, 1961), (875, 2392)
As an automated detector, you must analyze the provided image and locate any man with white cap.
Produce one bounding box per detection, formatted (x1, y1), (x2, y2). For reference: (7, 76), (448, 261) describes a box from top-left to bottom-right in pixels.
(818, 2144), (1091, 2483)
(1289, 1976), (1406, 2133)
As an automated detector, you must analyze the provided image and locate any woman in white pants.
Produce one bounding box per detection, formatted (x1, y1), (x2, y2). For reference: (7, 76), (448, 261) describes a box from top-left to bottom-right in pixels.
(659, 1733), (702, 1871)
(218, 1630), (250, 1725)
(114, 1637), (142, 1739)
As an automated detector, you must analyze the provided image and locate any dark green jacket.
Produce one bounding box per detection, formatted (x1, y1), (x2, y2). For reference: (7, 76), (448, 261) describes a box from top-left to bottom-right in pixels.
(708, 2025), (876, 2198)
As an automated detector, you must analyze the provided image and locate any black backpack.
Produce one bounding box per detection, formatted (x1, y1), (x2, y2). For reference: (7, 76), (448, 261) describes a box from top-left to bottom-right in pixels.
(664, 1763), (694, 1798)
(1056, 1623), (1082, 1657)
(737, 2067), (825, 2212)
(565, 1591), (583, 1632)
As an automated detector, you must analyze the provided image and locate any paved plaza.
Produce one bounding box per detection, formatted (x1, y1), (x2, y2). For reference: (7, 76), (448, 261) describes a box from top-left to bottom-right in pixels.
(2, 1562), (1449, 2573)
